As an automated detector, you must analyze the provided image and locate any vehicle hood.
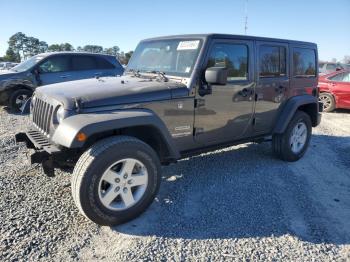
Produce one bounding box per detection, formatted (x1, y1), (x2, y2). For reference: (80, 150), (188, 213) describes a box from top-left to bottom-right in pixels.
(0, 70), (33, 91)
(35, 75), (189, 110)
(0, 70), (21, 79)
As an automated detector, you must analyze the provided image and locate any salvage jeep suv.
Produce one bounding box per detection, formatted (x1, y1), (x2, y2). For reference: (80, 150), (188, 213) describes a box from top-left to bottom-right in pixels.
(16, 34), (322, 226)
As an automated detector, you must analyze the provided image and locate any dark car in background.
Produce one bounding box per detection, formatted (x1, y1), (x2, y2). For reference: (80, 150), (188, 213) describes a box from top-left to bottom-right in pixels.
(0, 52), (124, 110)
(318, 70), (350, 112)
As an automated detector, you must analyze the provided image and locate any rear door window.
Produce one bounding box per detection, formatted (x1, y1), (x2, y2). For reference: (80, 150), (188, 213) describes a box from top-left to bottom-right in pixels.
(293, 48), (316, 77)
(71, 56), (97, 71)
(259, 45), (286, 77)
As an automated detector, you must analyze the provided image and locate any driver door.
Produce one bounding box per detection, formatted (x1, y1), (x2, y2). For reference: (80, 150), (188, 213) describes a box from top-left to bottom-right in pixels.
(194, 39), (255, 145)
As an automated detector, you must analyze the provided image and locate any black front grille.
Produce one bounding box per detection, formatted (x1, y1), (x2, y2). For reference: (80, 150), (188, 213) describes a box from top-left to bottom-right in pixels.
(32, 98), (54, 135)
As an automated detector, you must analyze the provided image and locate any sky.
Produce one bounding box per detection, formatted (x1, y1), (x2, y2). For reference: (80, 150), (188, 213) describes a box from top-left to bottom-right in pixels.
(0, 0), (349, 61)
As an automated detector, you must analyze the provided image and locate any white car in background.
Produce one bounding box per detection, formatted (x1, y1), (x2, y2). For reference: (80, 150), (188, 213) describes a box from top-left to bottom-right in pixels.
(0, 62), (18, 70)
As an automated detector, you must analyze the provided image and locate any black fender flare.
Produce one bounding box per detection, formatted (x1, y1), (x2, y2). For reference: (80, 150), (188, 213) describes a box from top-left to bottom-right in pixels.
(51, 109), (180, 160)
(273, 95), (320, 134)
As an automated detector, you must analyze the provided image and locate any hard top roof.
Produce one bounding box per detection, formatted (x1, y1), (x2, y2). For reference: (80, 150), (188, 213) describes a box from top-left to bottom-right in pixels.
(36, 51), (115, 57)
(142, 33), (317, 46)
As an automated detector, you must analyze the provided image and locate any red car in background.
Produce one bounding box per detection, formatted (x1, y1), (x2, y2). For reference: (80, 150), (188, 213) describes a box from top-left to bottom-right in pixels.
(318, 70), (350, 112)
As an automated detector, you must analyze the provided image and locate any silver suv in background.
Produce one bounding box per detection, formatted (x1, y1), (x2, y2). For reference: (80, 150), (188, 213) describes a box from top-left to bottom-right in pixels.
(319, 62), (344, 75)
(0, 62), (18, 70)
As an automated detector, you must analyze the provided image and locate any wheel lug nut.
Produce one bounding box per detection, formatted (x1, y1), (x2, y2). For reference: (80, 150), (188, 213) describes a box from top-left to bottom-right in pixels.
(123, 187), (128, 193)
(128, 179), (133, 185)
(123, 174), (128, 179)
(115, 178), (120, 183)
(115, 186), (120, 192)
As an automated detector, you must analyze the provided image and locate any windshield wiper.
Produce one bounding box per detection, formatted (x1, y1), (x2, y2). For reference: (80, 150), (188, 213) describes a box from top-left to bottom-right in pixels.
(127, 68), (141, 77)
(145, 70), (169, 82)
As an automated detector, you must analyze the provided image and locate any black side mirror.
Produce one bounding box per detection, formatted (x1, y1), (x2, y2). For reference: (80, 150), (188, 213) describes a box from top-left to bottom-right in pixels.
(205, 67), (228, 85)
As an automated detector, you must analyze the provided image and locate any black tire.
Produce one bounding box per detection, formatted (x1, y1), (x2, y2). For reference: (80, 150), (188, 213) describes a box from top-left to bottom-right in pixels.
(318, 92), (335, 112)
(272, 111), (312, 162)
(9, 89), (32, 111)
(71, 136), (161, 226)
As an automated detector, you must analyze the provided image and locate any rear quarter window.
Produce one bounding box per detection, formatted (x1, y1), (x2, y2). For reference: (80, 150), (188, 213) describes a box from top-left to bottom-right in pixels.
(96, 57), (116, 69)
(293, 48), (316, 77)
(72, 56), (97, 71)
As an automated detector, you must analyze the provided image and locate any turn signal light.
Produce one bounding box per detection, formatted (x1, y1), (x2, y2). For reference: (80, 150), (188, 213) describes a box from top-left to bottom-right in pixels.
(76, 132), (87, 142)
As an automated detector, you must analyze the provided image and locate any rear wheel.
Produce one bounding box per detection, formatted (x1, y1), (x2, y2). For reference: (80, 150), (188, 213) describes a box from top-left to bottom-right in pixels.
(318, 92), (335, 112)
(9, 89), (32, 111)
(272, 111), (312, 162)
(71, 136), (161, 226)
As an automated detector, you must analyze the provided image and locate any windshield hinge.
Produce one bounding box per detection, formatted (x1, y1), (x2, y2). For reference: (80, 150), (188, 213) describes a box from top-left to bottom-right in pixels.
(194, 98), (205, 108)
(74, 98), (82, 113)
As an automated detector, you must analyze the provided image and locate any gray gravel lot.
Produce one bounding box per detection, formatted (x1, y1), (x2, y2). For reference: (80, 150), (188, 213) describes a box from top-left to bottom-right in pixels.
(0, 107), (350, 261)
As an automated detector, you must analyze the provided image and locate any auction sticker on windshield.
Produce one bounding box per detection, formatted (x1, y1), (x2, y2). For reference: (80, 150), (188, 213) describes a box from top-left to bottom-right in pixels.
(177, 40), (200, 50)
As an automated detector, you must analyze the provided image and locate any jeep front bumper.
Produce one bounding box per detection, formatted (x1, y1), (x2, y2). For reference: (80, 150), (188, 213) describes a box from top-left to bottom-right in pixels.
(15, 130), (61, 177)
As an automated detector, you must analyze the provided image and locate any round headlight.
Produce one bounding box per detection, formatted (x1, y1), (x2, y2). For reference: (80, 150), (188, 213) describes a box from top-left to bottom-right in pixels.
(30, 96), (36, 112)
(56, 106), (65, 124)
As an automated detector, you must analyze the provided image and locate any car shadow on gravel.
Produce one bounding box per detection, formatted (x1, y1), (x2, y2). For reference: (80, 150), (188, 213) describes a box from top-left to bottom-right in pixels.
(335, 109), (350, 114)
(2, 106), (28, 115)
(114, 134), (350, 245)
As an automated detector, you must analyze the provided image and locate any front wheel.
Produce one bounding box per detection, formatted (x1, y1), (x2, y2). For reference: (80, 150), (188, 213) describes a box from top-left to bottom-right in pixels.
(71, 136), (161, 226)
(272, 111), (312, 162)
(9, 89), (32, 111)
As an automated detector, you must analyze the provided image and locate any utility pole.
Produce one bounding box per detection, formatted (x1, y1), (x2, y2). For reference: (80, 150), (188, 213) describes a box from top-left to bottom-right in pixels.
(244, 0), (248, 35)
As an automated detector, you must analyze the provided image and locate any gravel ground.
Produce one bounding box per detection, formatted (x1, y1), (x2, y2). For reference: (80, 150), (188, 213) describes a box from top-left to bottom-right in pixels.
(0, 106), (350, 261)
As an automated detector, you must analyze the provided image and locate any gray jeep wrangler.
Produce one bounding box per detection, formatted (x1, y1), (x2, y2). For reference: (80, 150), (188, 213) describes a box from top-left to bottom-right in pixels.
(16, 34), (322, 226)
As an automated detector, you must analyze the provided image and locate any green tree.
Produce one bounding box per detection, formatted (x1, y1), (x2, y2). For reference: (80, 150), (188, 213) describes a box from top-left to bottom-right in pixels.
(83, 45), (103, 53)
(59, 43), (74, 51)
(47, 44), (61, 52)
(39, 41), (48, 53)
(125, 51), (133, 63)
(3, 48), (21, 62)
(8, 32), (48, 59)
(8, 32), (27, 59)
(104, 46), (120, 56)
(24, 37), (40, 57)
(47, 43), (74, 52)
(118, 51), (134, 65)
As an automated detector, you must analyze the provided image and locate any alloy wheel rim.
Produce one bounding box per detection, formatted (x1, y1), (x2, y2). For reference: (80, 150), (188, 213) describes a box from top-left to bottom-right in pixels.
(15, 94), (28, 109)
(319, 95), (331, 111)
(289, 122), (307, 154)
(98, 158), (148, 211)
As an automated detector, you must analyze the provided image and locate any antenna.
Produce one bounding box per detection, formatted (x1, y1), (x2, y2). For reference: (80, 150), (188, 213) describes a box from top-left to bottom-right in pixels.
(244, 0), (248, 35)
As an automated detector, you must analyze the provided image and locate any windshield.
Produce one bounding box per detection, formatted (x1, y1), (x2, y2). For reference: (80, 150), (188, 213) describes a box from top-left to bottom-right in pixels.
(11, 55), (45, 72)
(127, 39), (202, 77)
